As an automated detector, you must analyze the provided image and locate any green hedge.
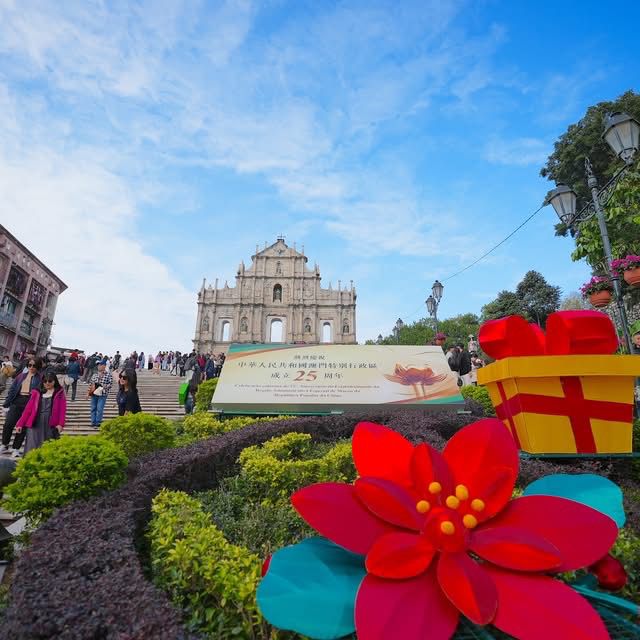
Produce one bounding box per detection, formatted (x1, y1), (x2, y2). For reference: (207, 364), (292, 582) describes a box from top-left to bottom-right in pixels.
(238, 432), (355, 505)
(3, 436), (128, 525)
(100, 413), (176, 458)
(148, 489), (268, 638)
(460, 384), (496, 417)
(195, 378), (218, 412)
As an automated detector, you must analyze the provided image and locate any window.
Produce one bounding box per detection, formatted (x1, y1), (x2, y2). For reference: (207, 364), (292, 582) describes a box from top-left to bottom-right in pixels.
(6, 266), (27, 296)
(322, 322), (332, 343)
(28, 280), (45, 309)
(270, 319), (283, 343)
(221, 321), (231, 342)
(273, 284), (282, 302)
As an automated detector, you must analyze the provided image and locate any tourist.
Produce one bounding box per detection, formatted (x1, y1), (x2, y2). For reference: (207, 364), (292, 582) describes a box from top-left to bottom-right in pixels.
(205, 355), (215, 380)
(87, 359), (113, 429)
(0, 355), (15, 394)
(184, 371), (200, 415)
(468, 334), (479, 355)
(457, 343), (473, 386)
(147, 353), (153, 370)
(446, 346), (460, 382)
(178, 353), (186, 377)
(15, 370), (66, 457)
(64, 353), (81, 401)
(113, 350), (121, 371)
(138, 351), (144, 371)
(153, 352), (161, 375)
(1, 356), (44, 455)
(116, 369), (142, 416)
(184, 352), (197, 381)
(82, 352), (98, 383)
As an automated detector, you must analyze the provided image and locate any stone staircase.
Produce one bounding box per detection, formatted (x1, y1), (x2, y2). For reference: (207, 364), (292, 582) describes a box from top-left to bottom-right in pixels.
(1, 369), (186, 436)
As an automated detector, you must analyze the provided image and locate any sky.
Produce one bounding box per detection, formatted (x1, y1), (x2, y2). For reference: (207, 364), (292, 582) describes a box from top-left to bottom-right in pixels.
(0, 0), (638, 355)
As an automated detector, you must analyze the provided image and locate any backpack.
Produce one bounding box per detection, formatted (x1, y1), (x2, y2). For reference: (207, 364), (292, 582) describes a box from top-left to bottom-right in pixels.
(449, 350), (462, 372)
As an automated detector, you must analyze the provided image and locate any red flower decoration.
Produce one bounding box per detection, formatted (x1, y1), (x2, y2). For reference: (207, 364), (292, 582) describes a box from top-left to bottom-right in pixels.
(292, 419), (617, 640)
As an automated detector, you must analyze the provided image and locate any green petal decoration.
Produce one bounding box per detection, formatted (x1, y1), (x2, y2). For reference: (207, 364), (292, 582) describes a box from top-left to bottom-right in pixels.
(257, 537), (365, 639)
(523, 474), (625, 528)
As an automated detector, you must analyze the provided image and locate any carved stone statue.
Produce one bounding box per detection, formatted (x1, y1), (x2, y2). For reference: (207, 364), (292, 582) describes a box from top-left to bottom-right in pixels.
(240, 317), (248, 333)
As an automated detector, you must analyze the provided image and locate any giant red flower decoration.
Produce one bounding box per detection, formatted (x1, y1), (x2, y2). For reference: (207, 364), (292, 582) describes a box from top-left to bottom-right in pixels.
(291, 419), (617, 639)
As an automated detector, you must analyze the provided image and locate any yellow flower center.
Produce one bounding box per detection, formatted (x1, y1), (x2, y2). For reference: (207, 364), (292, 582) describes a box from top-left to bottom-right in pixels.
(440, 521), (456, 535)
(463, 514), (478, 529)
(428, 482), (442, 495)
(445, 495), (460, 509)
(471, 498), (485, 512)
(455, 484), (469, 500)
(416, 500), (430, 514)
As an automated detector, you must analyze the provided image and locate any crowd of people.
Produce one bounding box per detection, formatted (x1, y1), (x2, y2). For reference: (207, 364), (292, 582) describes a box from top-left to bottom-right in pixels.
(444, 335), (486, 386)
(0, 348), (226, 459)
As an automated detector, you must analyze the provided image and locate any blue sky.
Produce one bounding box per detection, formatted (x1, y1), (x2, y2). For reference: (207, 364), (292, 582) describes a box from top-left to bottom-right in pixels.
(0, 0), (638, 355)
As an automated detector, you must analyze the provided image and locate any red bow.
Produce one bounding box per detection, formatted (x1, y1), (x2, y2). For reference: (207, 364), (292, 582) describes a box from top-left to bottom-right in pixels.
(479, 311), (619, 359)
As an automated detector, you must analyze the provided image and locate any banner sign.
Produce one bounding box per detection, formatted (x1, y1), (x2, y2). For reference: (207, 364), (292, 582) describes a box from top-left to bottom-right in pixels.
(213, 343), (463, 414)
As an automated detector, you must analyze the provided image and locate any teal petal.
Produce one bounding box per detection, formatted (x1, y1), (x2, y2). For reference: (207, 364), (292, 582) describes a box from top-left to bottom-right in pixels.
(523, 474), (625, 528)
(257, 537), (365, 639)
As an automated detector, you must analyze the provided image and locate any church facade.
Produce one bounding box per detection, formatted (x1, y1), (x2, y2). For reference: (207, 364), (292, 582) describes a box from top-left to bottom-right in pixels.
(193, 238), (357, 353)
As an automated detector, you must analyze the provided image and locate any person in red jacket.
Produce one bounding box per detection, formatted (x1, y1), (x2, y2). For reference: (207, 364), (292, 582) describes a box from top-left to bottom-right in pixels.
(15, 371), (66, 457)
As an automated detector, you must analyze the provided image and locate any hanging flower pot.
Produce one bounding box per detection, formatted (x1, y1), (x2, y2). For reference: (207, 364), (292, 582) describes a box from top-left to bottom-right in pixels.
(589, 290), (612, 308)
(611, 255), (640, 288)
(580, 276), (614, 308)
(623, 266), (640, 288)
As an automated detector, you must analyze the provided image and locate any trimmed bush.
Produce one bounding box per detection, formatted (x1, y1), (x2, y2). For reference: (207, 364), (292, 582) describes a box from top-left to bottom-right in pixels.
(195, 377), (218, 412)
(3, 436), (128, 525)
(460, 384), (496, 416)
(180, 413), (289, 444)
(238, 433), (355, 504)
(149, 489), (266, 638)
(100, 412), (176, 458)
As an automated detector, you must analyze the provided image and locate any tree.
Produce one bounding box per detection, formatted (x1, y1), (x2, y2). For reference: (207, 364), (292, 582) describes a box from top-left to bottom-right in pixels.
(515, 271), (561, 326)
(373, 313), (481, 348)
(541, 90), (640, 210)
(559, 291), (589, 310)
(570, 167), (640, 272)
(540, 91), (640, 269)
(481, 291), (526, 321)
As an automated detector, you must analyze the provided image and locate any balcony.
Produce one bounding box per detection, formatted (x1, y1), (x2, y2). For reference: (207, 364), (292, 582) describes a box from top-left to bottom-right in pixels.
(19, 320), (37, 339)
(0, 310), (18, 330)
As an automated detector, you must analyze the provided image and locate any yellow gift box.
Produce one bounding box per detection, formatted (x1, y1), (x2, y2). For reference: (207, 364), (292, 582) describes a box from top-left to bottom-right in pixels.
(477, 355), (639, 455)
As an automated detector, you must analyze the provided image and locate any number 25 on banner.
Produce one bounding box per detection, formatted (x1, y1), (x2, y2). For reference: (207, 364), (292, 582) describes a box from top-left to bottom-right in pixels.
(294, 370), (318, 382)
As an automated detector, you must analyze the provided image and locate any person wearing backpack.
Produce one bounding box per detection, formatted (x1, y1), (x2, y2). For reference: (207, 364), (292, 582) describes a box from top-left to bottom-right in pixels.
(457, 343), (473, 386)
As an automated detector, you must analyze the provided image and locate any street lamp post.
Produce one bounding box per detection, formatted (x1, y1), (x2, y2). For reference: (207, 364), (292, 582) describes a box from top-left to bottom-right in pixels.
(544, 111), (640, 354)
(393, 318), (404, 344)
(426, 279), (444, 335)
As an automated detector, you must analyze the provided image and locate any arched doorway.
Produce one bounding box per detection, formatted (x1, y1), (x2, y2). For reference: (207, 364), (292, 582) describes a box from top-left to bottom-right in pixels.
(321, 322), (332, 343)
(221, 321), (231, 342)
(270, 318), (283, 343)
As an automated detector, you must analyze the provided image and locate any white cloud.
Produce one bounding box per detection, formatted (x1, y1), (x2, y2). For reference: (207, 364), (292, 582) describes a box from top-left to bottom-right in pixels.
(484, 137), (549, 166)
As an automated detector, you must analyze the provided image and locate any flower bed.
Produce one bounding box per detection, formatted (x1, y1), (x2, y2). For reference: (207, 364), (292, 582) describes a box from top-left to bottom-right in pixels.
(2, 409), (639, 638)
(1, 410), (479, 639)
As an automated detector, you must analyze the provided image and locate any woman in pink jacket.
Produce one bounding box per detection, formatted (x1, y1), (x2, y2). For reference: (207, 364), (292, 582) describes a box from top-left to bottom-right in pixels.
(16, 370), (66, 456)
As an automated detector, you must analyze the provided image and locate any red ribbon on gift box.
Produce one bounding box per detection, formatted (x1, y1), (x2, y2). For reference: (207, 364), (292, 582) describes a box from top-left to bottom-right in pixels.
(478, 310), (619, 359)
(478, 311), (628, 454)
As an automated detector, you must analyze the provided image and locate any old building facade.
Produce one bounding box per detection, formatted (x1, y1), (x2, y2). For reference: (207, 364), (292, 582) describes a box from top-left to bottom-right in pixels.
(193, 238), (357, 352)
(0, 225), (67, 358)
